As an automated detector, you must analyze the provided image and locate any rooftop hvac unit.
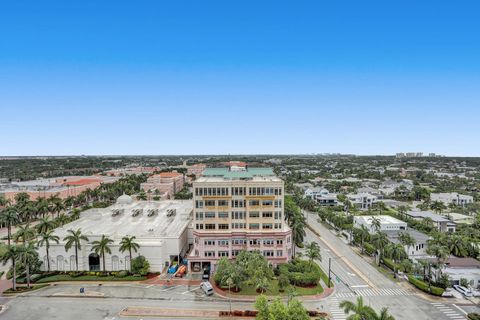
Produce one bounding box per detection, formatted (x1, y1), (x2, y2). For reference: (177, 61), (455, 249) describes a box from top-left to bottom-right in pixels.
(132, 208), (143, 217)
(147, 208), (158, 217)
(111, 208), (124, 217)
(166, 209), (176, 217)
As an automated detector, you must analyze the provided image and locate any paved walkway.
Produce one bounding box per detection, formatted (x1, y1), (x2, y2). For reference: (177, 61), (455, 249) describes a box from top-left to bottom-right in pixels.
(120, 306), (226, 318)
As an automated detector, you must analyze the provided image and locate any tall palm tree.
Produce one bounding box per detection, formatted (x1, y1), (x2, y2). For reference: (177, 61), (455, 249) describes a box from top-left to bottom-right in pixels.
(53, 201), (65, 218)
(91, 235), (114, 272)
(340, 296), (377, 320)
(357, 225), (370, 253)
(370, 216), (381, 233)
(36, 198), (50, 218)
(0, 245), (20, 291)
(37, 230), (60, 272)
(20, 201), (36, 223)
(19, 242), (37, 288)
(119, 235), (140, 271)
(427, 244), (448, 279)
(385, 243), (406, 278)
(0, 208), (20, 245)
(430, 201), (447, 214)
(64, 229), (89, 271)
(398, 232), (416, 258)
(448, 235), (467, 257)
(305, 241), (322, 270)
(373, 231), (389, 266)
(36, 217), (57, 234)
(290, 218), (306, 256)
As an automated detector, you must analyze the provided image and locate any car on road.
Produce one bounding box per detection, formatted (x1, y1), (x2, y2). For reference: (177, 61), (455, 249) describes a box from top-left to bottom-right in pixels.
(200, 281), (214, 296)
(453, 285), (473, 297)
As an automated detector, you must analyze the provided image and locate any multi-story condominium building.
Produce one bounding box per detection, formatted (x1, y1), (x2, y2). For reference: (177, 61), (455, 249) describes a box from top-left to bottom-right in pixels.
(140, 172), (185, 199)
(188, 166), (292, 273)
(430, 192), (474, 207)
(347, 192), (378, 210)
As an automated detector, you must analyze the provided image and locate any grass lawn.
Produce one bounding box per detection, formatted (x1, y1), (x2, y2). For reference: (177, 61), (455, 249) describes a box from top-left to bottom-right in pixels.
(221, 279), (323, 296)
(3, 284), (50, 294)
(0, 243), (8, 256)
(36, 274), (146, 283)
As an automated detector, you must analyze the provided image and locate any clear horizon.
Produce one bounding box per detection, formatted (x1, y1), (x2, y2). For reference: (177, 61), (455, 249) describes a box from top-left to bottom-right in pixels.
(2, 1), (480, 157)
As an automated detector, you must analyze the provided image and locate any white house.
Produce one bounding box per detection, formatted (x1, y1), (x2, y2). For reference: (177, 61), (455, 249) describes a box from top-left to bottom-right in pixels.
(38, 195), (193, 272)
(304, 187), (325, 199)
(430, 192), (474, 207)
(384, 229), (430, 259)
(432, 258), (480, 288)
(353, 215), (407, 234)
(348, 193), (378, 210)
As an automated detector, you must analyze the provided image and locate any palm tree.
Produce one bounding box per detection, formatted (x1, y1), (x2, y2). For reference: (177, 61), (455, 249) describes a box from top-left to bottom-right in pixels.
(36, 198), (50, 218)
(13, 223), (36, 244)
(91, 235), (114, 272)
(53, 201), (65, 218)
(430, 201), (447, 214)
(0, 245), (20, 291)
(396, 205), (410, 218)
(376, 307), (396, 320)
(290, 218), (306, 257)
(36, 217), (57, 234)
(37, 230), (60, 272)
(370, 216), (381, 233)
(64, 229), (89, 271)
(357, 225), (370, 253)
(19, 242), (37, 288)
(373, 231), (389, 266)
(137, 191), (147, 201)
(427, 244), (449, 280)
(340, 296), (377, 320)
(386, 243), (406, 278)
(0, 208), (20, 245)
(448, 235), (467, 257)
(398, 232), (416, 258)
(305, 241), (322, 270)
(119, 235), (140, 271)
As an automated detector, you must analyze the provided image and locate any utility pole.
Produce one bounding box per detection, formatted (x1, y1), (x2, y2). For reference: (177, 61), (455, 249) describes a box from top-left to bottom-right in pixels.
(328, 257), (331, 288)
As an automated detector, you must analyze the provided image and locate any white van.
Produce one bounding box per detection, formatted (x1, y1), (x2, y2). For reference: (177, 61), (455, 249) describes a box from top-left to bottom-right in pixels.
(200, 281), (214, 296)
(453, 285), (472, 297)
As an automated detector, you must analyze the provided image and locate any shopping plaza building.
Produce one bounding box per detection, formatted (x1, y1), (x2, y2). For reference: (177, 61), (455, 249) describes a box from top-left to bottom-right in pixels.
(188, 166), (292, 273)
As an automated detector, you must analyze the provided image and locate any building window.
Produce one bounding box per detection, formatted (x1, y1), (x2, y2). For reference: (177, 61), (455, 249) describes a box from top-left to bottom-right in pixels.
(232, 211), (245, 219)
(218, 200), (228, 207)
(249, 223), (260, 230)
(232, 200), (245, 208)
(205, 224), (216, 230)
(249, 200), (260, 206)
(232, 250), (240, 257)
(204, 251), (215, 257)
(232, 223), (246, 229)
(218, 212), (229, 218)
(232, 239), (246, 245)
(263, 251), (274, 257)
(276, 239), (283, 245)
(195, 212), (204, 220)
(249, 239), (259, 245)
(276, 250), (283, 257)
(204, 240), (216, 246)
(196, 224), (204, 230)
(262, 223), (273, 229)
(205, 212), (215, 219)
(205, 200), (215, 207)
(274, 200), (282, 208)
(263, 239), (274, 245)
(262, 212), (273, 218)
(249, 211), (260, 218)
(218, 251), (229, 257)
(195, 200), (204, 208)
(262, 200), (273, 206)
(274, 223), (282, 229)
(274, 211), (282, 219)
(218, 240), (229, 246)
(218, 224), (229, 230)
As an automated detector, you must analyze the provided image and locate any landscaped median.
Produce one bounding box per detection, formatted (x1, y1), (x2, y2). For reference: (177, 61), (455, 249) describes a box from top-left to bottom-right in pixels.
(3, 284), (50, 295)
(407, 275), (444, 296)
(15, 271), (149, 285)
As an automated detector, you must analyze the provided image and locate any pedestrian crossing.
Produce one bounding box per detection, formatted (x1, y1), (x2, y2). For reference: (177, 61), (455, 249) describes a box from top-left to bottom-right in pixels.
(430, 302), (466, 320)
(329, 296), (346, 320)
(335, 287), (414, 298)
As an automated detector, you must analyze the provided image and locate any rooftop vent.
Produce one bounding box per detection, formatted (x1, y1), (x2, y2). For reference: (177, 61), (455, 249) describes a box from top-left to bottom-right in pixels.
(132, 208), (143, 217)
(111, 208), (124, 217)
(166, 209), (176, 217)
(147, 208), (158, 217)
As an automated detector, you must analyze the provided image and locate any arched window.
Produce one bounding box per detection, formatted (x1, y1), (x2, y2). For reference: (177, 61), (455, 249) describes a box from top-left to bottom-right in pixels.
(57, 255), (64, 271)
(111, 255), (119, 271)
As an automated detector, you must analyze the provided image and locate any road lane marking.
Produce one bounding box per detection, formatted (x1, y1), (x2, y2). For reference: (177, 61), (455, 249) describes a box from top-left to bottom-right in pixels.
(452, 304), (468, 315)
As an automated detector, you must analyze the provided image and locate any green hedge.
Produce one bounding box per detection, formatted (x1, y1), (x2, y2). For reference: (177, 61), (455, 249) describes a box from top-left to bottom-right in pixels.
(36, 274), (145, 283)
(278, 259), (322, 287)
(468, 313), (480, 320)
(407, 275), (444, 296)
(382, 258), (397, 271)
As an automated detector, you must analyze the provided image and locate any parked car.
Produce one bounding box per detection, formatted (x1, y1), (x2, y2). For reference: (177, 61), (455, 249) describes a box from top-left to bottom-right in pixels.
(453, 285), (473, 297)
(442, 288), (454, 297)
(471, 291), (480, 297)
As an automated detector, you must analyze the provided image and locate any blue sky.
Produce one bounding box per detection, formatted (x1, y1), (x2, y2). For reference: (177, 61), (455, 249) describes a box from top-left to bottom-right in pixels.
(1, 1), (479, 156)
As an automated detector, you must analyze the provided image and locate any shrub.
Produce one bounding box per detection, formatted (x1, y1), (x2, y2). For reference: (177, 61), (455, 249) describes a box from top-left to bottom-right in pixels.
(408, 275), (444, 296)
(468, 313), (480, 320)
(278, 259), (322, 287)
(131, 256), (150, 276)
(363, 243), (376, 255)
(382, 258), (396, 271)
(115, 270), (129, 278)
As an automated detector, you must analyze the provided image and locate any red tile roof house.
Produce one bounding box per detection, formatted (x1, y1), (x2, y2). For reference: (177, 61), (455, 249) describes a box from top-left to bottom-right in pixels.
(141, 172), (185, 199)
